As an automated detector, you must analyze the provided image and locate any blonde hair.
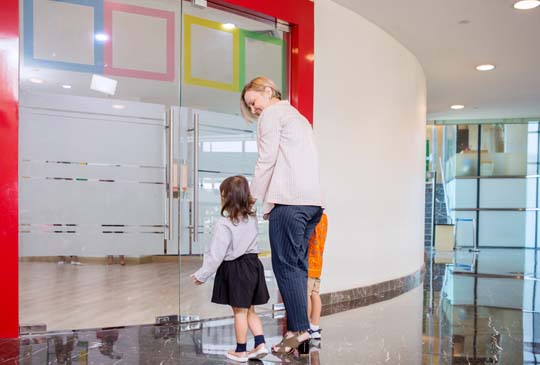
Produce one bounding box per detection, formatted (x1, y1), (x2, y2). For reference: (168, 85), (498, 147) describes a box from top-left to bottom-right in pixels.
(240, 76), (282, 122)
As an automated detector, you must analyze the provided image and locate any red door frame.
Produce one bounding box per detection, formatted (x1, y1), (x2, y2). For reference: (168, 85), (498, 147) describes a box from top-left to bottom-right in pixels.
(0, 0), (313, 339)
(0, 0), (20, 340)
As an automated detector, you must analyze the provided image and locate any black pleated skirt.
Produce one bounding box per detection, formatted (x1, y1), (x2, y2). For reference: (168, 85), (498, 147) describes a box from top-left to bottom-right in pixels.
(212, 253), (270, 308)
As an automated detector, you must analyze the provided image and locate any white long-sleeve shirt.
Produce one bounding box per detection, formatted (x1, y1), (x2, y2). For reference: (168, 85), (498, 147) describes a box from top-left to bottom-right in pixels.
(192, 215), (259, 283)
(251, 100), (323, 214)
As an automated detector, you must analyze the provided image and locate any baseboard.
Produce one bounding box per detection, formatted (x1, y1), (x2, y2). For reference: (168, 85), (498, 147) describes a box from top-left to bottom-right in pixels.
(320, 265), (425, 316)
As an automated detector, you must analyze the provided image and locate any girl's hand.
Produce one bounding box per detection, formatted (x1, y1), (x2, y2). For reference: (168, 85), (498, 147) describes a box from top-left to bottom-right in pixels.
(190, 274), (203, 285)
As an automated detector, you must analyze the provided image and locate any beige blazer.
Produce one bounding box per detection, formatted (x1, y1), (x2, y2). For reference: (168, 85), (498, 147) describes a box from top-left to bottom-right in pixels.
(251, 101), (323, 214)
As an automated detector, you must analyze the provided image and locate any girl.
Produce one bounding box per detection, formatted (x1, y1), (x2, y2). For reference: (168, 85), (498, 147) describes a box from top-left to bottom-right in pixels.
(191, 175), (270, 363)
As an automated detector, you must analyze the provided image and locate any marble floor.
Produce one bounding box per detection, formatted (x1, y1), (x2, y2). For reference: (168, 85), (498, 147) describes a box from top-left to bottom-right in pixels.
(4, 248), (540, 364)
(19, 257), (280, 331)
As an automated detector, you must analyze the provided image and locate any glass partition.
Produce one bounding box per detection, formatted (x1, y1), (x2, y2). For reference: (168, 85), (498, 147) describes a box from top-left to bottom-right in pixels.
(437, 120), (540, 248)
(18, 0), (288, 332)
(455, 124), (479, 177)
(480, 124), (528, 176)
(177, 1), (289, 320)
(18, 0), (183, 331)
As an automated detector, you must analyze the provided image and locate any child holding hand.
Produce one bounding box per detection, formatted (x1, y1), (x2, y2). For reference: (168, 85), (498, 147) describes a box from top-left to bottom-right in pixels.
(191, 175), (270, 363)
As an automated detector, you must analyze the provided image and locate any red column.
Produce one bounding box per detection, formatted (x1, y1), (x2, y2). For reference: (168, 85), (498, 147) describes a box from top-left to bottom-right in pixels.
(0, 0), (20, 339)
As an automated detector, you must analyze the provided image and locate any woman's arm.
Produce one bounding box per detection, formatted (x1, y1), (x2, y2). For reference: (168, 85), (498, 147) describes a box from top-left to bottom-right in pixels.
(251, 111), (281, 201)
(192, 222), (232, 283)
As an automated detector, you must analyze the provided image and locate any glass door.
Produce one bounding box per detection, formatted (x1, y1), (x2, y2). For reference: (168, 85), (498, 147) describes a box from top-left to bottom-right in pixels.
(178, 1), (289, 320)
(18, 0), (289, 333)
(18, 0), (182, 331)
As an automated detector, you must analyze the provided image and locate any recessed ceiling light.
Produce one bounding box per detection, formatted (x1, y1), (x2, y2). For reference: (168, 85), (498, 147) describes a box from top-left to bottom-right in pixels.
(513, 0), (540, 9)
(451, 105), (465, 110)
(29, 78), (44, 84)
(222, 23), (236, 30)
(95, 33), (109, 41)
(112, 104), (125, 110)
(476, 64), (496, 71)
(62, 84), (72, 89)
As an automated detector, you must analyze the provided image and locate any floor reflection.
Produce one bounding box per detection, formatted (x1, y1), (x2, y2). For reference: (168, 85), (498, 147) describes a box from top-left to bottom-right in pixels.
(5, 248), (540, 364)
(424, 248), (540, 364)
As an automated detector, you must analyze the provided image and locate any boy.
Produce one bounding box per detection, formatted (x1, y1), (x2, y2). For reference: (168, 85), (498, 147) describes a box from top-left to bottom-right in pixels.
(307, 212), (328, 340)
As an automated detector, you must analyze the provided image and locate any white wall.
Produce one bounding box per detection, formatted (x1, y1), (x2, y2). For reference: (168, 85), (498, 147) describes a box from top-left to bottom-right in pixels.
(314, 0), (427, 292)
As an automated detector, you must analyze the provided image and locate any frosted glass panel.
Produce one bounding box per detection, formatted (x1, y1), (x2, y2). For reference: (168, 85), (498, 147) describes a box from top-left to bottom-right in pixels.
(19, 0), (183, 333)
(19, 92), (167, 258)
(179, 108), (270, 256)
(455, 179), (477, 209)
(181, 5), (288, 114)
(479, 211), (536, 247)
(455, 125), (479, 177)
(454, 211), (476, 247)
(480, 179), (536, 208)
(191, 25), (234, 84)
(245, 37), (284, 92)
(480, 124), (528, 176)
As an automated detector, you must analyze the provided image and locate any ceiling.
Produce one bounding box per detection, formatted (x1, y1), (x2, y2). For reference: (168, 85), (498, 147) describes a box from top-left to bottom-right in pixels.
(332, 0), (540, 121)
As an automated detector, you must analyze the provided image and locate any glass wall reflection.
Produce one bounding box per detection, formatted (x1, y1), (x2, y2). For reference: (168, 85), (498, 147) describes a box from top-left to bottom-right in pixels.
(434, 120), (540, 248)
(19, 0), (288, 331)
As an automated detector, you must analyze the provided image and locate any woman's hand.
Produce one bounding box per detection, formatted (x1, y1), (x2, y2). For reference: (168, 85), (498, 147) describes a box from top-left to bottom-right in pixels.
(190, 274), (203, 285)
(263, 213), (270, 221)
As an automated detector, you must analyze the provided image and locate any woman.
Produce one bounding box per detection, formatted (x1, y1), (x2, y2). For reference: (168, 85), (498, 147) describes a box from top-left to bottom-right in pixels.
(240, 76), (323, 355)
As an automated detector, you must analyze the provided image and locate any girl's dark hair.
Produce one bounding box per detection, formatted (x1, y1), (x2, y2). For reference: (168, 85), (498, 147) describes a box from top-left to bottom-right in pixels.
(220, 175), (256, 224)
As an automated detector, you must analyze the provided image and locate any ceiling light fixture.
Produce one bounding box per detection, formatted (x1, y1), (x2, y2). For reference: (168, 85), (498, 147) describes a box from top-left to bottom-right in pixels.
(513, 0), (540, 9)
(112, 104), (126, 110)
(29, 78), (44, 84)
(476, 64), (496, 71)
(62, 84), (72, 89)
(451, 105), (465, 110)
(222, 23), (236, 30)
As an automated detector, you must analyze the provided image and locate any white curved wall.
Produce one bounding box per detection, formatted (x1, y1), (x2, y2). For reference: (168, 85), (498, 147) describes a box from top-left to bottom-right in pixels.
(314, 0), (427, 293)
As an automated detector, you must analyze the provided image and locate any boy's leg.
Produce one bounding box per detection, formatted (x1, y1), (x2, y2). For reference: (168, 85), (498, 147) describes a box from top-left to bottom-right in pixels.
(307, 293), (313, 322)
(309, 279), (322, 339)
(307, 278), (314, 322)
(311, 292), (322, 325)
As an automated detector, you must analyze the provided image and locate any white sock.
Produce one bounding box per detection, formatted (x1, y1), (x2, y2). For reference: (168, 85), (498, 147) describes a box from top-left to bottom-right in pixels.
(310, 324), (319, 331)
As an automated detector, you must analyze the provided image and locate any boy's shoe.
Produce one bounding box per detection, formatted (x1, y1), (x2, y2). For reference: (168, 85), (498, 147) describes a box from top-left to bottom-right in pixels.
(225, 351), (249, 363)
(310, 339), (321, 349)
(248, 343), (269, 360)
(308, 328), (322, 339)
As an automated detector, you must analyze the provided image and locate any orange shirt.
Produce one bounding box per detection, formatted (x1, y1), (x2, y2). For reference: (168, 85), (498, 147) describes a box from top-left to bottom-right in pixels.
(308, 213), (328, 278)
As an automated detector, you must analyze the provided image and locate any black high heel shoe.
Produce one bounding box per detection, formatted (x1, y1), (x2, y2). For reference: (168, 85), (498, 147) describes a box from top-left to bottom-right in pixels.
(297, 339), (310, 356)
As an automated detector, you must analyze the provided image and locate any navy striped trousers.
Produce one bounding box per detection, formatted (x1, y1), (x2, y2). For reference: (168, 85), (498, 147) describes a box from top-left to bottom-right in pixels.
(269, 204), (323, 331)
